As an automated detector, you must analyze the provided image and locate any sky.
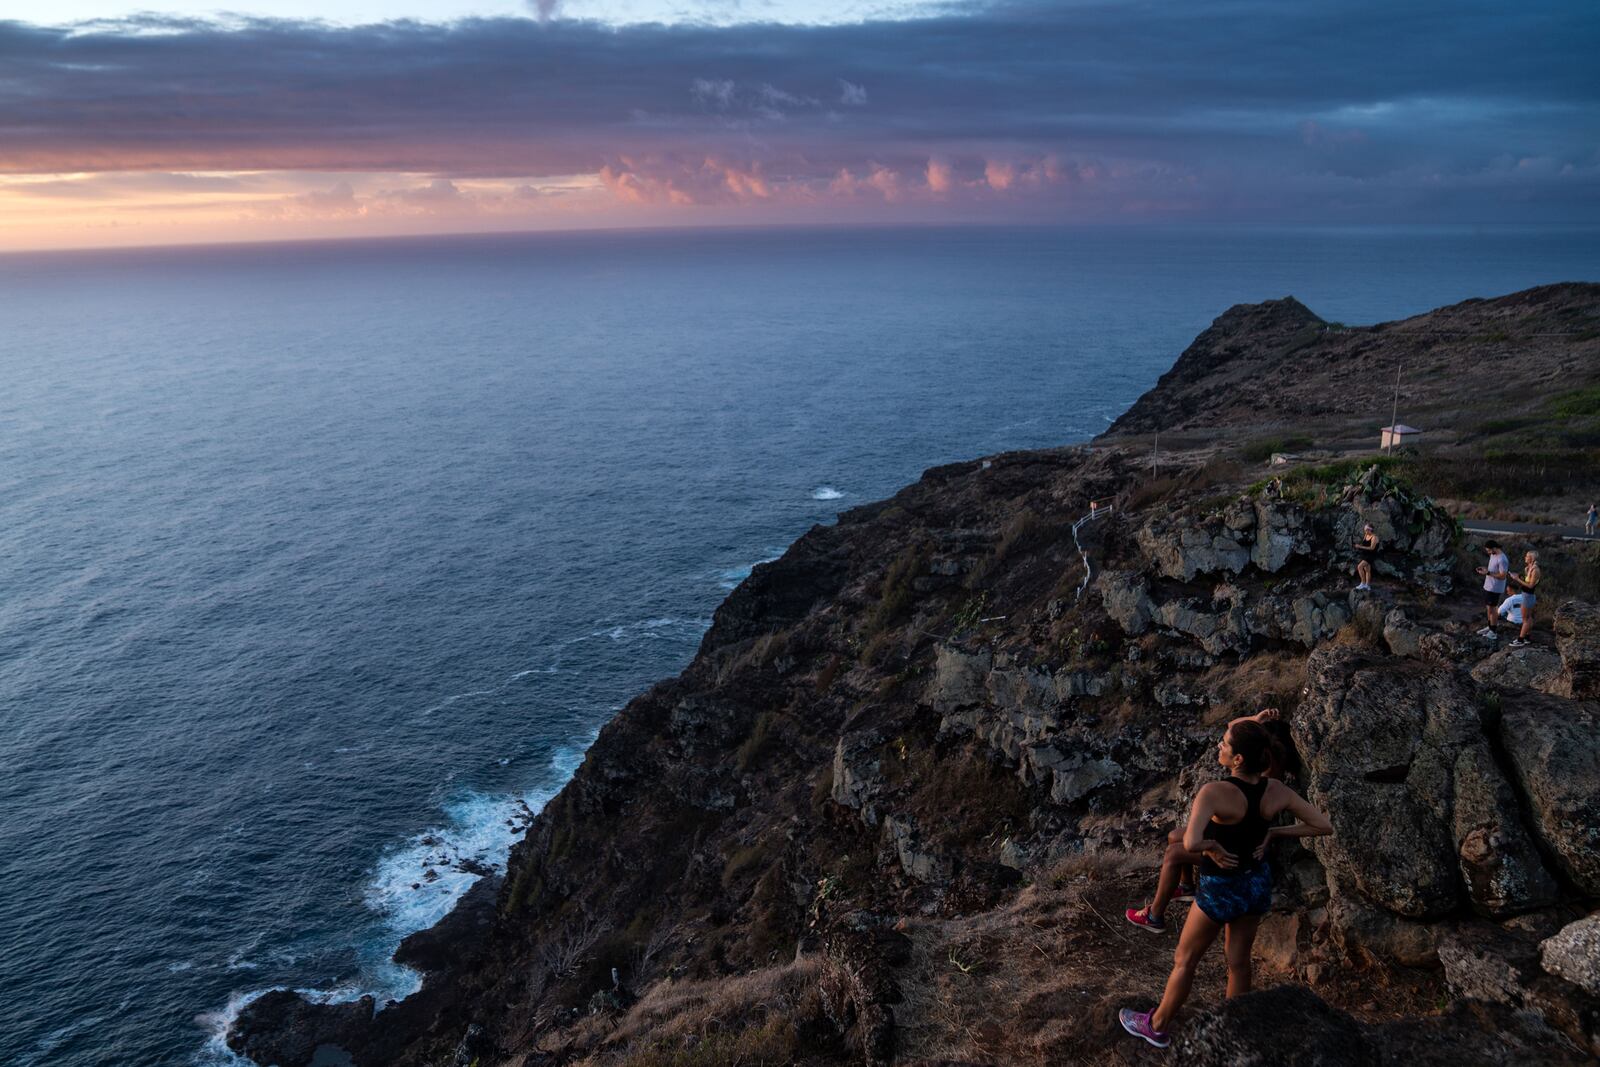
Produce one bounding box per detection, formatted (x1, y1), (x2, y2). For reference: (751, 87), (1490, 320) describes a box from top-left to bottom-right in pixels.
(1, 0), (1597, 250)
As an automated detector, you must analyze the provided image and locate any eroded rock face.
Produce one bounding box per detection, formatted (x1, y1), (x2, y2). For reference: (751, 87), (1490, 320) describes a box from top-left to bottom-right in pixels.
(1555, 600), (1600, 699)
(1136, 498), (1318, 583)
(1498, 691), (1600, 895)
(1292, 649), (1557, 937)
(883, 814), (949, 883)
(1137, 515), (1251, 582)
(1097, 570), (1151, 634)
(833, 728), (886, 827)
(227, 991), (374, 1067)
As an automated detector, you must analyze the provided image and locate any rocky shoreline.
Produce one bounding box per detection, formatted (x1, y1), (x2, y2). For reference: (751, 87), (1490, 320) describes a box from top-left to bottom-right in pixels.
(231, 283), (1600, 1066)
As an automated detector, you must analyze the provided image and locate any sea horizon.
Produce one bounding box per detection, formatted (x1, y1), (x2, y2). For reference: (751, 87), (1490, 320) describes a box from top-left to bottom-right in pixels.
(2, 224), (1597, 1066)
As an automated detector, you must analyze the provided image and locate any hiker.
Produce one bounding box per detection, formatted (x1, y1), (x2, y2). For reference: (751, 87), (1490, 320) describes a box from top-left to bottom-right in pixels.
(1476, 540), (1510, 641)
(1497, 592), (1528, 629)
(1120, 720), (1333, 1049)
(1587, 504), (1597, 536)
(1125, 709), (1292, 934)
(1504, 550), (1541, 648)
(1352, 523), (1379, 591)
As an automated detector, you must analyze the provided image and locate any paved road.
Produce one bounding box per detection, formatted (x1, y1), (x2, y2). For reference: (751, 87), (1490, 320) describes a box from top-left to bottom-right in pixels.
(1460, 519), (1598, 542)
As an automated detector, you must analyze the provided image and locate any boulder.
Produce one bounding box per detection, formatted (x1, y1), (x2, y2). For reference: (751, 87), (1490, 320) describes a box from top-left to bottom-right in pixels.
(1498, 691), (1600, 895)
(1542, 913), (1600, 997)
(927, 646), (992, 711)
(1439, 923), (1547, 1006)
(1293, 650), (1557, 930)
(1098, 570), (1152, 635)
(833, 728), (887, 827)
(1439, 921), (1600, 1057)
(1247, 591), (1350, 649)
(1152, 593), (1250, 656)
(1248, 498), (1315, 573)
(1554, 600), (1600, 699)
(1023, 744), (1123, 804)
(1174, 985), (1376, 1066)
(883, 814), (950, 883)
(1383, 608), (1425, 658)
(1471, 644), (1566, 695)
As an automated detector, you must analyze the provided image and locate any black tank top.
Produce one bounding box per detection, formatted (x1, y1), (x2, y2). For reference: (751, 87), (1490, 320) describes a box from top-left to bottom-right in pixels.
(1199, 776), (1270, 876)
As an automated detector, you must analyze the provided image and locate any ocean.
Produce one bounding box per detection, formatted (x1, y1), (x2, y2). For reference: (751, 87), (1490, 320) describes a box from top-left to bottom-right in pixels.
(1, 224), (1595, 1066)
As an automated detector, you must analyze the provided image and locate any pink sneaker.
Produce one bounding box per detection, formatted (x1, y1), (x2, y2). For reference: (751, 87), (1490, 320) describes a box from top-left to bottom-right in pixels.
(1124, 906), (1167, 933)
(1119, 1008), (1171, 1048)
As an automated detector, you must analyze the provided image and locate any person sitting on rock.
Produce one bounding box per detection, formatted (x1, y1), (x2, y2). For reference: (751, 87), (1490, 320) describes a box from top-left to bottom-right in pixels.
(1504, 550), (1541, 648)
(1497, 592), (1527, 629)
(1125, 708), (1291, 934)
(1476, 540), (1510, 641)
(1352, 523), (1379, 592)
(1120, 720), (1332, 1049)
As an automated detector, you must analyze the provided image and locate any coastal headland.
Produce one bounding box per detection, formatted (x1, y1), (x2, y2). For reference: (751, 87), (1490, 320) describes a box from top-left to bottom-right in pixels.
(231, 283), (1600, 1066)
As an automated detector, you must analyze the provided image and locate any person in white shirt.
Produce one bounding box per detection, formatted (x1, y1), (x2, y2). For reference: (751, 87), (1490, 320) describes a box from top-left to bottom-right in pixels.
(1476, 541), (1509, 640)
(1497, 593), (1527, 627)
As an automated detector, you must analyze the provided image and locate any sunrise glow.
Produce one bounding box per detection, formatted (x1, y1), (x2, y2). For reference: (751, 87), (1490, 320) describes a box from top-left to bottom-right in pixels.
(3, 2), (1596, 250)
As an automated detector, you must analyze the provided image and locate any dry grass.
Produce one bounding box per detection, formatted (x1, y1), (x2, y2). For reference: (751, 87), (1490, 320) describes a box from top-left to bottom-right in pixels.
(1195, 652), (1308, 725)
(893, 853), (1228, 1066)
(567, 958), (825, 1066)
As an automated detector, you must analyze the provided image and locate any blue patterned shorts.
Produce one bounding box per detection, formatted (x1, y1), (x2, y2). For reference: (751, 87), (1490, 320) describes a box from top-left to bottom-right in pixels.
(1196, 863), (1272, 924)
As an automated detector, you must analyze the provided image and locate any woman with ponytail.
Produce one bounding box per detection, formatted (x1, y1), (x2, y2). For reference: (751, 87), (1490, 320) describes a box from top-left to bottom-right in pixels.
(1120, 718), (1332, 1048)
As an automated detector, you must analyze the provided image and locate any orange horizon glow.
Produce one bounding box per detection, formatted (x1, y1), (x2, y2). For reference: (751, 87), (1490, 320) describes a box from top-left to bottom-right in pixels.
(0, 158), (1089, 253)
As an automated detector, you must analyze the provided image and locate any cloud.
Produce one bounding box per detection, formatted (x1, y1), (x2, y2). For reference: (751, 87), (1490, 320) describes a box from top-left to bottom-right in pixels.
(0, 1), (1595, 222)
(598, 155), (774, 204)
(528, 0), (561, 22)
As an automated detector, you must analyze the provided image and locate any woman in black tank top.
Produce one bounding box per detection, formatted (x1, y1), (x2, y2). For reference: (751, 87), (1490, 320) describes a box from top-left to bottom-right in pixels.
(1197, 776), (1270, 876)
(1120, 720), (1332, 1050)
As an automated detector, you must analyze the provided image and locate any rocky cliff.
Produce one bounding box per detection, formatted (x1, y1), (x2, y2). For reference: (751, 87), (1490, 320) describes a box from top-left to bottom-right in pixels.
(232, 284), (1600, 1067)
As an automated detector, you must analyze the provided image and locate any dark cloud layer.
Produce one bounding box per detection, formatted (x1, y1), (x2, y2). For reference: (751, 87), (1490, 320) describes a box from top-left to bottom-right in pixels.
(2, 0), (1597, 219)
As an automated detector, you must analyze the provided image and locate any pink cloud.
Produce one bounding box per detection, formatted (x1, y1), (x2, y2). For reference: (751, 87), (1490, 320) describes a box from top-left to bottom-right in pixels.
(598, 156), (775, 205)
(984, 160), (1016, 191)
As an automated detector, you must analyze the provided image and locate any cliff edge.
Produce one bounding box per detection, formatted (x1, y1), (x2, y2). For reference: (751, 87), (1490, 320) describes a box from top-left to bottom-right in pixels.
(231, 284), (1600, 1067)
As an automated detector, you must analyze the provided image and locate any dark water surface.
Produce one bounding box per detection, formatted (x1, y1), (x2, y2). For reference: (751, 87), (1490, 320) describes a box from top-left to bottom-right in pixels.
(1, 225), (1594, 1065)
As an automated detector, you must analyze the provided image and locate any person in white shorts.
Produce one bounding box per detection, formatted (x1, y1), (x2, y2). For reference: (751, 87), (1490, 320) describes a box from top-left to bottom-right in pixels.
(1504, 550), (1541, 648)
(1476, 541), (1509, 640)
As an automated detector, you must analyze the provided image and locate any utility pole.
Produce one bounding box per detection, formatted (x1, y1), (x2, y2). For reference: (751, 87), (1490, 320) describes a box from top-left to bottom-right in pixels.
(1387, 363), (1401, 453)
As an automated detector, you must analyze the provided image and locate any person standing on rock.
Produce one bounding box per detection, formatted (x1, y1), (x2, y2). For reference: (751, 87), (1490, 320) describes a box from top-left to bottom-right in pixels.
(1476, 541), (1510, 641)
(1504, 550), (1541, 648)
(1125, 709), (1292, 934)
(1587, 503), (1597, 536)
(1119, 720), (1332, 1049)
(1352, 523), (1379, 591)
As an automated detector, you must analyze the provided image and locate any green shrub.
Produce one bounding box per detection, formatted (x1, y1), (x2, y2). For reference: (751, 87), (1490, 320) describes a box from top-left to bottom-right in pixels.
(1550, 385), (1600, 418)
